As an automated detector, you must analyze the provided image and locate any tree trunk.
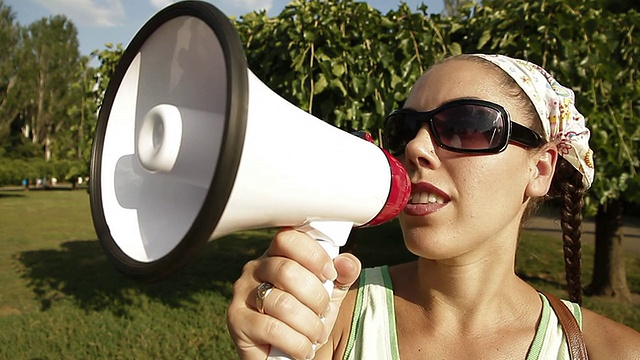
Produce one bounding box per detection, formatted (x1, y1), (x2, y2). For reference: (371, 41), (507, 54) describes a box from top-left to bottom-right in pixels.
(586, 199), (631, 301)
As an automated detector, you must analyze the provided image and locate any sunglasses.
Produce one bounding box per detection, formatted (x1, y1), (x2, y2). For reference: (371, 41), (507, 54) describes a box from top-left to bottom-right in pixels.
(383, 99), (545, 156)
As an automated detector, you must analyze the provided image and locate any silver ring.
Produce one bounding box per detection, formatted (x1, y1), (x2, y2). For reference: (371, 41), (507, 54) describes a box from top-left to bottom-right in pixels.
(256, 282), (274, 314)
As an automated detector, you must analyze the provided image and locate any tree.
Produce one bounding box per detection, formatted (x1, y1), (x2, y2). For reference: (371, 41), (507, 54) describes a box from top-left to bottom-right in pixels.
(0, 0), (21, 147)
(76, 54), (99, 161)
(92, 43), (124, 111)
(18, 15), (81, 161)
(59, 43), (123, 185)
(584, 9), (640, 300)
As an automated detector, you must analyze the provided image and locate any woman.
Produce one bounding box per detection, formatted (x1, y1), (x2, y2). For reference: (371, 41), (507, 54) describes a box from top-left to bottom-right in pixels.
(226, 54), (640, 359)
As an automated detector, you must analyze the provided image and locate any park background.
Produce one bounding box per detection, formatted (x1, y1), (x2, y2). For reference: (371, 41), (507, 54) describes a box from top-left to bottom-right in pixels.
(1, 0), (639, 358)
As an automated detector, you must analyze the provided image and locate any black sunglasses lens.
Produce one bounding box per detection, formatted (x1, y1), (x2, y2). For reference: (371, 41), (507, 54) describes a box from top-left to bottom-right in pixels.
(431, 105), (506, 151)
(384, 112), (419, 155)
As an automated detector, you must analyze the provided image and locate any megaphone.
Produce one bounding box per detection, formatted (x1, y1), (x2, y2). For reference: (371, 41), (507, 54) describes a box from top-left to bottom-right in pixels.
(89, 2), (409, 355)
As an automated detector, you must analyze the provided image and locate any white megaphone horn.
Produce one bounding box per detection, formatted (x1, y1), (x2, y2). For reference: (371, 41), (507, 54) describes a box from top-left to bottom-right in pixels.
(89, 1), (410, 358)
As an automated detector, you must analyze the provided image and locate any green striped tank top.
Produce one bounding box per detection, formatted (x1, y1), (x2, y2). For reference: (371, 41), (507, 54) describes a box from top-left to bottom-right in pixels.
(343, 266), (582, 360)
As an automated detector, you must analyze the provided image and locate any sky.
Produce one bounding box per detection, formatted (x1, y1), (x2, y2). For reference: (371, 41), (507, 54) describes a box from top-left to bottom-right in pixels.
(5, 0), (444, 62)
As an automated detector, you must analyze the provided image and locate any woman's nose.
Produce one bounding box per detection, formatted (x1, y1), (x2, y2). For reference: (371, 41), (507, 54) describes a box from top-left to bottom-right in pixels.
(403, 128), (441, 171)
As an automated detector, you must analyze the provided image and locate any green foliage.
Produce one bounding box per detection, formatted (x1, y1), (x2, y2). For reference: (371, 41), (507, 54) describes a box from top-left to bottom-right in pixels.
(0, 158), (29, 185)
(454, 0), (640, 214)
(68, 43), (125, 168)
(0, 0), (20, 141)
(92, 43), (125, 105)
(52, 53), (100, 166)
(0, 157), (85, 186)
(235, 0), (456, 138)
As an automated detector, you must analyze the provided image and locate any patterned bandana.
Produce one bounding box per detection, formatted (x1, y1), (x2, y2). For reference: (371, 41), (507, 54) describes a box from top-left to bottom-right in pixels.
(470, 54), (594, 189)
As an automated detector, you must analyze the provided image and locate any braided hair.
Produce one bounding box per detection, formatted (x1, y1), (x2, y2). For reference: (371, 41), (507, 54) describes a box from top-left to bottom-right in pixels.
(547, 157), (587, 304)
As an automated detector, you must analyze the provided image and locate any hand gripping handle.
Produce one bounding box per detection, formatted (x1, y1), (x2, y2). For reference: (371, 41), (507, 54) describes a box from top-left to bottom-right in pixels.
(267, 220), (353, 360)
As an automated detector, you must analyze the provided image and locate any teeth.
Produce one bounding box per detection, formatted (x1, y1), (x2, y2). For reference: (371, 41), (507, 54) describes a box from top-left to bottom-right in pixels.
(410, 192), (445, 204)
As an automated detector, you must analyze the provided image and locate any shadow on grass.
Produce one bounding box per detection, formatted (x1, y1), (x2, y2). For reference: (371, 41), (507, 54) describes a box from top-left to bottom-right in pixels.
(15, 221), (414, 317)
(0, 192), (26, 199)
(15, 232), (273, 316)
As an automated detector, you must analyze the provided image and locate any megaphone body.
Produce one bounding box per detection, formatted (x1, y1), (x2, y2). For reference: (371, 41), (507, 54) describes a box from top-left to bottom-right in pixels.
(90, 1), (409, 357)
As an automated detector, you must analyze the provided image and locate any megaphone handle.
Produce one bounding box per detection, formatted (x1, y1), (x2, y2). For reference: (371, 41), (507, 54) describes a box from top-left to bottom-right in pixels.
(318, 239), (340, 296)
(267, 221), (352, 360)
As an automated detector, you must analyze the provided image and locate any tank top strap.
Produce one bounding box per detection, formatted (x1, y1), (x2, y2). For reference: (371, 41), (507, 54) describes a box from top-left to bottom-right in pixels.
(343, 266), (400, 360)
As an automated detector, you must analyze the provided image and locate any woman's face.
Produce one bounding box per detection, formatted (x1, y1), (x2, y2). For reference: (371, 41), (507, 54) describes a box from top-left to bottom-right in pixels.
(398, 59), (539, 262)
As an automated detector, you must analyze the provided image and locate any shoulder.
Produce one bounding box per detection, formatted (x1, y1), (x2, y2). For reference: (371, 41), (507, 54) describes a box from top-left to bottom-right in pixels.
(582, 307), (640, 358)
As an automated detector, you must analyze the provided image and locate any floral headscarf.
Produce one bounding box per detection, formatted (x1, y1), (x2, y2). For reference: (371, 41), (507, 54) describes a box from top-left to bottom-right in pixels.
(471, 54), (594, 189)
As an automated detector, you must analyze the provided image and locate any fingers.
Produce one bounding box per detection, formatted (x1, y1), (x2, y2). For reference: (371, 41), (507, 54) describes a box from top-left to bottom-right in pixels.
(256, 229), (338, 316)
(227, 304), (317, 360)
(333, 253), (361, 290)
(267, 228), (338, 283)
(258, 286), (327, 342)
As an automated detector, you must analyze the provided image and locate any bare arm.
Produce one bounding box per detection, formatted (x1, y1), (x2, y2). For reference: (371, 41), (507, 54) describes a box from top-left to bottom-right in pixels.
(582, 307), (640, 359)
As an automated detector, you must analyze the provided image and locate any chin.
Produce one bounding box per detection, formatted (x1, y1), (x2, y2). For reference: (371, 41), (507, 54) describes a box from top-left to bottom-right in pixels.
(401, 227), (461, 260)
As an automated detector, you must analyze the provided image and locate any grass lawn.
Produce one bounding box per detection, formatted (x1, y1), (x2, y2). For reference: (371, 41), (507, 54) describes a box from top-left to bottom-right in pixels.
(0, 189), (638, 359)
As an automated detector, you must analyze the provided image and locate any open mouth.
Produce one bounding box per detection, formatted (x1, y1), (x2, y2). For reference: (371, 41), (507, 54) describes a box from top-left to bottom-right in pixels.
(409, 192), (446, 205)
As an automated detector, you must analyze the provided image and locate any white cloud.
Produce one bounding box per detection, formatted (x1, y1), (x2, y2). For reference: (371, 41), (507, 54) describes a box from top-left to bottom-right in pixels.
(32, 0), (125, 27)
(208, 0), (274, 15)
(233, 0), (273, 13)
(149, 0), (178, 10)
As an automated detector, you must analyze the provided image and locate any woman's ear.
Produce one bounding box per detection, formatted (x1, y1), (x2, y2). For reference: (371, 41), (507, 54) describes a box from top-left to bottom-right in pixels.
(526, 144), (558, 197)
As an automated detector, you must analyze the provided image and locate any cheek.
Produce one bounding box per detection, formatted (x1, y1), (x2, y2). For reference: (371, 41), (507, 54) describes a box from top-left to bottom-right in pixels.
(456, 155), (531, 209)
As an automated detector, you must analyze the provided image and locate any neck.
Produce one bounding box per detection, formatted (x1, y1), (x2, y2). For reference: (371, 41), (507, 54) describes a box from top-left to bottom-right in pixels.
(417, 250), (519, 310)
(395, 230), (537, 330)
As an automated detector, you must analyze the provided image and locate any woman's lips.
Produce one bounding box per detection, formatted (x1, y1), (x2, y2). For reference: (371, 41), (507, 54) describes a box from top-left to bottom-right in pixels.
(403, 182), (450, 216)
